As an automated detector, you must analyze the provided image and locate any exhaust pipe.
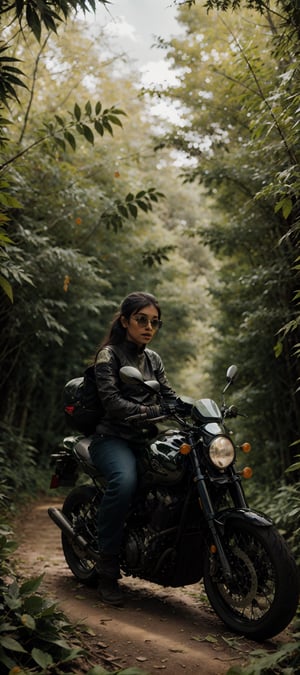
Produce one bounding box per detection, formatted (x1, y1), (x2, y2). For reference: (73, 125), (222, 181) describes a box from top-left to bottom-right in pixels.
(48, 507), (100, 562)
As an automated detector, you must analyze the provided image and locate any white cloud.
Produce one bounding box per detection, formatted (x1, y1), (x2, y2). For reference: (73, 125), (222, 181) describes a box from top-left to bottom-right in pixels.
(140, 59), (179, 87)
(103, 16), (137, 42)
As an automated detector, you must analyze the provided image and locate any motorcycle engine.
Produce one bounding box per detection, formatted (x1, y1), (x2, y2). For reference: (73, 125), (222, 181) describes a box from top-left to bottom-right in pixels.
(121, 488), (180, 580)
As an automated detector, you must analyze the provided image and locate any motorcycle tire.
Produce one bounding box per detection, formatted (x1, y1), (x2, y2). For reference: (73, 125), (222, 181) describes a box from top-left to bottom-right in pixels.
(204, 518), (299, 641)
(61, 485), (101, 587)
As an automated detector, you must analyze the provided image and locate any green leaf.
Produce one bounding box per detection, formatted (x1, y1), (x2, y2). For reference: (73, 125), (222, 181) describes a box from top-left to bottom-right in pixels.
(0, 636), (27, 653)
(0, 275), (13, 302)
(31, 647), (53, 668)
(85, 100), (92, 116)
(102, 119), (113, 135)
(82, 124), (94, 144)
(95, 101), (102, 115)
(20, 575), (43, 596)
(117, 203), (128, 218)
(64, 130), (76, 150)
(136, 200), (149, 212)
(54, 136), (66, 151)
(74, 103), (81, 121)
(26, 4), (41, 41)
(21, 613), (36, 630)
(274, 340), (283, 358)
(128, 203), (138, 218)
(0, 623), (17, 633)
(55, 114), (64, 127)
(107, 114), (123, 127)
(94, 120), (104, 136)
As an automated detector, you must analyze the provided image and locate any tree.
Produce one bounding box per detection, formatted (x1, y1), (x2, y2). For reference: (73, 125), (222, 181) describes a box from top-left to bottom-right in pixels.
(0, 17), (213, 467)
(154, 2), (300, 481)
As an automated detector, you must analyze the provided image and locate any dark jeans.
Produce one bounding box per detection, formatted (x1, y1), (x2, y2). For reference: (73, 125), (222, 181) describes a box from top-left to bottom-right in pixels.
(89, 435), (138, 556)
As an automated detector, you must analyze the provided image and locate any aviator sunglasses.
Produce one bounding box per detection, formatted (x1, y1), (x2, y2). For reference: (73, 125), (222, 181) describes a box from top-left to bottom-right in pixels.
(132, 313), (162, 330)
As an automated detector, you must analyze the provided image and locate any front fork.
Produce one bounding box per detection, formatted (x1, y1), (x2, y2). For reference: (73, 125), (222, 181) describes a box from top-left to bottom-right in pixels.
(189, 442), (235, 581)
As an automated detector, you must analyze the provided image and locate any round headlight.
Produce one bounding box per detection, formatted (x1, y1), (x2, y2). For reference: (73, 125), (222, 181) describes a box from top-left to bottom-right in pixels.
(209, 436), (235, 469)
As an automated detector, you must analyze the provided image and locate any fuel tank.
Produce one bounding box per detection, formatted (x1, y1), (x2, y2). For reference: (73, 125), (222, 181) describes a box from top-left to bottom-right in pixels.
(138, 429), (187, 486)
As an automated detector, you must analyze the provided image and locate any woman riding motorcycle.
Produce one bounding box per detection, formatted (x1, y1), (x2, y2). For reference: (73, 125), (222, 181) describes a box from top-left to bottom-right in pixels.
(89, 291), (185, 606)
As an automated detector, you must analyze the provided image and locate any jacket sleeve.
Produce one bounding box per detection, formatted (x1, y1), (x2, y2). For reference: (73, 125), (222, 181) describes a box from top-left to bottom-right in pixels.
(94, 347), (154, 421)
(148, 350), (178, 403)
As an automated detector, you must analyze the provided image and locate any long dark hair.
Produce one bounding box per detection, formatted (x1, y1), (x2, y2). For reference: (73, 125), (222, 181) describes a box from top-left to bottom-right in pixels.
(98, 291), (161, 350)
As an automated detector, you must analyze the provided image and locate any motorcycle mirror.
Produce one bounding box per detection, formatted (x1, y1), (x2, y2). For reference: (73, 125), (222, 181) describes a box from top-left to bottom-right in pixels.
(145, 379), (160, 393)
(120, 366), (144, 384)
(120, 367), (161, 394)
(223, 364), (238, 393)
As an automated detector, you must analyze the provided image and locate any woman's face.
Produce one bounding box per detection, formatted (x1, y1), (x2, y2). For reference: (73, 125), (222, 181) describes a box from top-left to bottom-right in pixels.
(121, 303), (161, 348)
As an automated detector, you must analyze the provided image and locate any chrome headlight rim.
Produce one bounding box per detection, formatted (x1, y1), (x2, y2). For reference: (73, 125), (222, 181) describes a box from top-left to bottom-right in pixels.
(209, 435), (235, 469)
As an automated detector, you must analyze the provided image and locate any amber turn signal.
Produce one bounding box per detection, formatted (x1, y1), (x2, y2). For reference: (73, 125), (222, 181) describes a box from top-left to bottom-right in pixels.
(241, 442), (251, 453)
(242, 466), (253, 479)
(210, 544), (217, 554)
(180, 443), (192, 455)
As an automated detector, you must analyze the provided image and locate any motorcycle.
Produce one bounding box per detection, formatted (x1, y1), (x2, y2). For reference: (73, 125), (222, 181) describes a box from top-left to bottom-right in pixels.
(48, 365), (299, 641)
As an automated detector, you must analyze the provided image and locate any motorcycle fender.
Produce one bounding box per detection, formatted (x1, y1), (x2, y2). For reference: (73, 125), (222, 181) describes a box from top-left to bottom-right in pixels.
(214, 507), (273, 535)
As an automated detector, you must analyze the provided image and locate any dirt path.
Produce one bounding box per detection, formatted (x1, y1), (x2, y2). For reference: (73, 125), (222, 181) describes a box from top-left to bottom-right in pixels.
(14, 498), (293, 674)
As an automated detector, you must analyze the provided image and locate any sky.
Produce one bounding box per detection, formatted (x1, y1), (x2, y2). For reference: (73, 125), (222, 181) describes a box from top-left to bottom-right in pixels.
(91, 0), (183, 85)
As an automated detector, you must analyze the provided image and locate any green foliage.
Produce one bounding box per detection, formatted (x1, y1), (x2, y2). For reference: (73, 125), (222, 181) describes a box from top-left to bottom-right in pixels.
(44, 101), (127, 152)
(0, 46), (27, 106)
(156, 2), (300, 484)
(225, 637), (300, 674)
(0, 572), (85, 673)
(250, 481), (300, 565)
(0, 1), (107, 43)
(0, 425), (38, 499)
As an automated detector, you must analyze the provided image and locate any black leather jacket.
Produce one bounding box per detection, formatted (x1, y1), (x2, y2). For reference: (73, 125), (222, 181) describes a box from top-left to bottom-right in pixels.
(94, 340), (177, 440)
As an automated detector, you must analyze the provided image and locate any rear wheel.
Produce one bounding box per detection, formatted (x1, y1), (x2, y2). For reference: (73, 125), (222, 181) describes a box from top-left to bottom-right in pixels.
(62, 485), (101, 586)
(204, 519), (299, 641)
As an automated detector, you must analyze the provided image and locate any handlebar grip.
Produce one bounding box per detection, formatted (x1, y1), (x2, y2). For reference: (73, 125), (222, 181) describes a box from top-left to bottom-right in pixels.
(125, 412), (148, 422)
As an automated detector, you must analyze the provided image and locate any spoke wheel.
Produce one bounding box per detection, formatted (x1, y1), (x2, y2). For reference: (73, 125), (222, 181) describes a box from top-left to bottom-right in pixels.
(61, 485), (101, 586)
(204, 519), (299, 640)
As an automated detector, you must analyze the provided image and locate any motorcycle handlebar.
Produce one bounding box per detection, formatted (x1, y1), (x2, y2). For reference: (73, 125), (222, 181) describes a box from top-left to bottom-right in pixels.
(125, 412), (171, 423)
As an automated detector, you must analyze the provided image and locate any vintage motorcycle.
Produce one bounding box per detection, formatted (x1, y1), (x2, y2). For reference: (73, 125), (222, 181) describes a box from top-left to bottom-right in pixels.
(48, 365), (299, 641)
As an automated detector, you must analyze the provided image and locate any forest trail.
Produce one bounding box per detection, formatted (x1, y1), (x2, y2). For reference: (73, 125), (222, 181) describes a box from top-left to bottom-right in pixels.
(14, 498), (291, 674)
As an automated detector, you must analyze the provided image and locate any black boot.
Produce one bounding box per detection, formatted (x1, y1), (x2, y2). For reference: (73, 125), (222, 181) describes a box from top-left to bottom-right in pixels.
(96, 553), (123, 607)
(98, 574), (124, 607)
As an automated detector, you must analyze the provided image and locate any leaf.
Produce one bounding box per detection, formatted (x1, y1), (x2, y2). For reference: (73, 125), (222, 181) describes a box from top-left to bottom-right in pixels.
(95, 101), (102, 115)
(191, 634), (218, 643)
(54, 136), (66, 151)
(21, 613), (36, 630)
(107, 114), (123, 128)
(74, 103), (81, 121)
(55, 114), (64, 127)
(25, 3), (42, 41)
(0, 636), (27, 653)
(85, 100), (92, 116)
(31, 647), (53, 668)
(20, 575), (43, 595)
(0, 275), (13, 302)
(136, 200), (149, 212)
(117, 203), (128, 218)
(82, 124), (94, 144)
(64, 130), (76, 151)
(128, 203), (138, 218)
(94, 120), (104, 136)
(102, 119), (113, 135)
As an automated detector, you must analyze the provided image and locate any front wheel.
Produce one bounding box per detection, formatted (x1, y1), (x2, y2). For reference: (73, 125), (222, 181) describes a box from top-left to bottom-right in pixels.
(204, 519), (299, 641)
(62, 485), (101, 586)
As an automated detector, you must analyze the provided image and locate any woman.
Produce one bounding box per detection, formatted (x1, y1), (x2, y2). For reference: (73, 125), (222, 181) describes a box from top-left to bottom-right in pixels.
(90, 291), (180, 606)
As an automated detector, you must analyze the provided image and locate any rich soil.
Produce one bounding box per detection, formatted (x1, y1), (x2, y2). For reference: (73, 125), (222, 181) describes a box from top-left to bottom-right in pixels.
(13, 497), (295, 674)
